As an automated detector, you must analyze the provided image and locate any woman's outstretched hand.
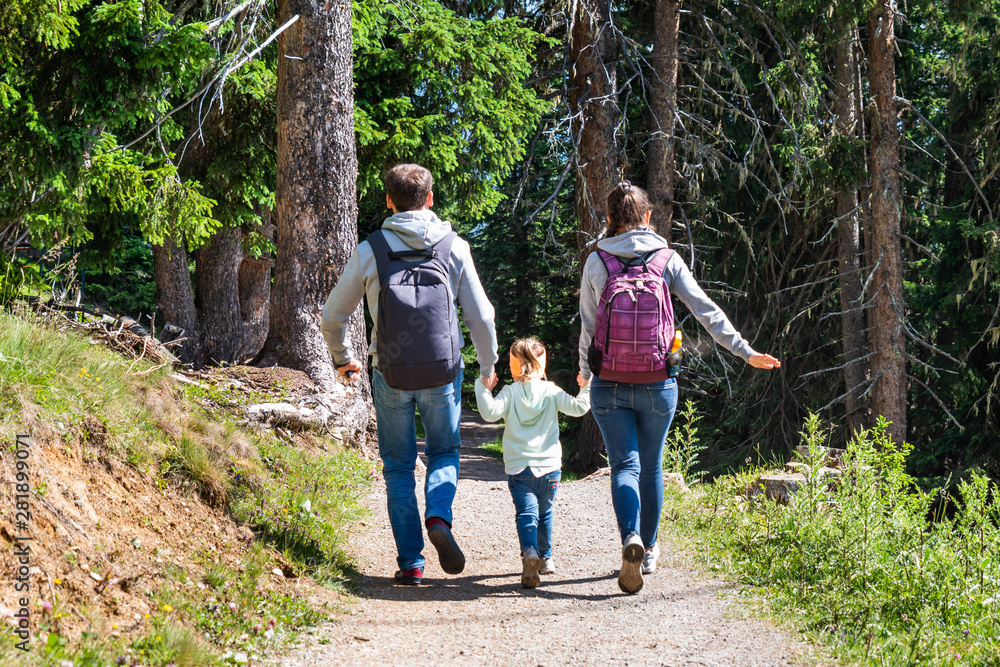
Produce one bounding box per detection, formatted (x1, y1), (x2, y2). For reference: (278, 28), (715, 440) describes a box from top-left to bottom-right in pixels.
(748, 352), (781, 369)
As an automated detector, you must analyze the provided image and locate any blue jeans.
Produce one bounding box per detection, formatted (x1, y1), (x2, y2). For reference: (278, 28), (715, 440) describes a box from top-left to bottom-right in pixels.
(373, 368), (463, 571)
(507, 469), (561, 559)
(590, 378), (678, 548)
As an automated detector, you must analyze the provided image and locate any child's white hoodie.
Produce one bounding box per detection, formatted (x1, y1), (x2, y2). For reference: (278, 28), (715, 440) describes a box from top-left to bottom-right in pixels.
(475, 378), (590, 474)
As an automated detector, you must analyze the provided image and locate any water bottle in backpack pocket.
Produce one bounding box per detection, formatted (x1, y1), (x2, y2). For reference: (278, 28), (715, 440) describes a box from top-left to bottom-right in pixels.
(367, 230), (463, 390)
(588, 248), (676, 384)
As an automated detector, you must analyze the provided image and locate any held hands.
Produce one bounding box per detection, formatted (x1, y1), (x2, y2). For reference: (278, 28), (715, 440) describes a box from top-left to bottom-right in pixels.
(748, 352), (781, 369)
(577, 373), (591, 388)
(482, 372), (499, 391)
(337, 359), (363, 381)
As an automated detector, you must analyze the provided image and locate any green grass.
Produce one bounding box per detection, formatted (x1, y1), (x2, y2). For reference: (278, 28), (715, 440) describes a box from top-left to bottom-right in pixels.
(478, 437), (581, 481)
(661, 414), (1000, 666)
(478, 437), (504, 460)
(0, 308), (373, 664)
(0, 308), (171, 459)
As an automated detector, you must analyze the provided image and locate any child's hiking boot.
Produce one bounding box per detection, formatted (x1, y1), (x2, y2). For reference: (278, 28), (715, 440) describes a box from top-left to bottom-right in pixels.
(427, 517), (465, 574)
(618, 533), (644, 594)
(539, 557), (556, 575)
(521, 548), (542, 589)
(641, 543), (660, 575)
(393, 567), (423, 585)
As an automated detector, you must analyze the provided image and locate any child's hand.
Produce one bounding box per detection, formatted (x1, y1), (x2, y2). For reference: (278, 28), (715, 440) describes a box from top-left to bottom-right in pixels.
(577, 373), (590, 388)
(482, 372), (499, 391)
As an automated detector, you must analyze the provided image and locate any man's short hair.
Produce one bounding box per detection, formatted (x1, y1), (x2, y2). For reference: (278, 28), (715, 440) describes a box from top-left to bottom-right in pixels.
(385, 164), (433, 211)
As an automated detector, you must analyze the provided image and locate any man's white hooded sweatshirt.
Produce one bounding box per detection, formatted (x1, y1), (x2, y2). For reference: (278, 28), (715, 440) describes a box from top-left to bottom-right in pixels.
(475, 378), (591, 475)
(321, 209), (499, 379)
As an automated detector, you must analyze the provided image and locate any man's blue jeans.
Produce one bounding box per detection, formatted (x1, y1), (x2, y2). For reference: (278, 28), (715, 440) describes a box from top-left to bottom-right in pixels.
(507, 469), (561, 559)
(373, 368), (463, 571)
(590, 378), (678, 548)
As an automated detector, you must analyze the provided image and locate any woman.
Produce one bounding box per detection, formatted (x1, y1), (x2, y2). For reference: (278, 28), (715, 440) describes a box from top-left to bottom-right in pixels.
(578, 181), (780, 594)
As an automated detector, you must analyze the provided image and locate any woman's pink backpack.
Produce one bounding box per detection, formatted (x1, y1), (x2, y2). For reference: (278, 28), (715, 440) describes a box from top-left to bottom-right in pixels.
(588, 248), (675, 383)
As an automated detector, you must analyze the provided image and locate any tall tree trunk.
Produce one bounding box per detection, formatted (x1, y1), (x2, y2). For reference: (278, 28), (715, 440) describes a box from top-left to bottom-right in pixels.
(194, 225), (269, 366)
(866, 0), (907, 444)
(569, 0), (619, 474)
(238, 254), (271, 358)
(257, 0), (373, 438)
(647, 0), (680, 239)
(152, 238), (200, 364)
(832, 28), (869, 435)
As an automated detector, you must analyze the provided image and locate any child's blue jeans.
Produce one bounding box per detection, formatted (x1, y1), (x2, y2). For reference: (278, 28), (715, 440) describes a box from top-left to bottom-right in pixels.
(507, 469), (561, 559)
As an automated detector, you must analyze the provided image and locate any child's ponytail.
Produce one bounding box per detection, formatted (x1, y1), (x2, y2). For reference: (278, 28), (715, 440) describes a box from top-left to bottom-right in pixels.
(510, 337), (547, 381)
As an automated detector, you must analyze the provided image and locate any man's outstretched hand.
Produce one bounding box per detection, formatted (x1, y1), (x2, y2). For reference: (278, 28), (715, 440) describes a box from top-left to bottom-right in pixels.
(337, 359), (363, 381)
(748, 352), (781, 369)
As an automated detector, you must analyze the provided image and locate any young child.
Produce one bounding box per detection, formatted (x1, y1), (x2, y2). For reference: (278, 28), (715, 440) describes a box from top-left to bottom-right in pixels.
(474, 337), (591, 588)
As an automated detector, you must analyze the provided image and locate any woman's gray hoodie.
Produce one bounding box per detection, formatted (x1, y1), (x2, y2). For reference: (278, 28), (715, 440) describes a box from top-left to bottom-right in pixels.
(321, 209), (499, 379)
(579, 227), (755, 380)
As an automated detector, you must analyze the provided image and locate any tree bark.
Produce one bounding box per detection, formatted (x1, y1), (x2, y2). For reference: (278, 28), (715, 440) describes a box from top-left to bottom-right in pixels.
(194, 225), (269, 366)
(257, 0), (373, 434)
(866, 0), (907, 444)
(152, 238), (199, 364)
(832, 28), (869, 435)
(647, 0), (680, 239)
(569, 0), (619, 474)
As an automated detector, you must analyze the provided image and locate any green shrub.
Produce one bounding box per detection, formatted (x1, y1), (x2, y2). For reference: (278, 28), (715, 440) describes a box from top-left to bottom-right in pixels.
(664, 415), (1000, 665)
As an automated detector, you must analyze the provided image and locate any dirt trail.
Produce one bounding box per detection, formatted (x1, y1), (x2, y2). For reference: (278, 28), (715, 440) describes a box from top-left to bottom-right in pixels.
(272, 412), (812, 666)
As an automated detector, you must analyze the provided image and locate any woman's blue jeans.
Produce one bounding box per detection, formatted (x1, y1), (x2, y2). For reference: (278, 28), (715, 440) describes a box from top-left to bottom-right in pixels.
(373, 368), (463, 571)
(507, 469), (561, 559)
(590, 377), (678, 548)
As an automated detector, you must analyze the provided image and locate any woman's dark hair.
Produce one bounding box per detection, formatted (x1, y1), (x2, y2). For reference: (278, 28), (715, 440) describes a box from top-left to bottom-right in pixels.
(605, 181), (651, 237)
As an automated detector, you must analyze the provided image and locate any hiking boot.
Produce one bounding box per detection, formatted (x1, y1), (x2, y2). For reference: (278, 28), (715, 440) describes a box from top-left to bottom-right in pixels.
(641, 543), (660, 575)
(521, 548), (542, 589)
(394, 567), (423, 585)
(427, 517), (465, 574)
(618, 533), (644, 594)
(539, 557), (556, 575)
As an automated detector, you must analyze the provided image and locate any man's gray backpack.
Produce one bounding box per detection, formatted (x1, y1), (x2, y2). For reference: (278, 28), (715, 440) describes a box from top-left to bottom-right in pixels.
(366, 230), (463, 390)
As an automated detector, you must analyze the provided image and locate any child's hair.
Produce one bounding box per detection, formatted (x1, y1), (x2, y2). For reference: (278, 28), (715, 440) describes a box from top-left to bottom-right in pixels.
(385, 163), (433, 211)
(605, 180), (651, 237)
(510, 337), (547, 381)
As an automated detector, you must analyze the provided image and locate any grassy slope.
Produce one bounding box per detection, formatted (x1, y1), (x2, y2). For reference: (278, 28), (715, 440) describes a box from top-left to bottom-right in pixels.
(0, 309), (373, 666)
(659, 415), (1000, 666)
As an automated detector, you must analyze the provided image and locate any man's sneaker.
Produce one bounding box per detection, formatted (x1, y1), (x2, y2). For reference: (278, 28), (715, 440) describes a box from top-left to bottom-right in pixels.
(427, 518), (465, 574)
(641, 543), (660, 575)
(539, 557), (556, 575)
(521, 548), (542, 589)
(393, 567), (423, 585)
(618, 533), (644, 594)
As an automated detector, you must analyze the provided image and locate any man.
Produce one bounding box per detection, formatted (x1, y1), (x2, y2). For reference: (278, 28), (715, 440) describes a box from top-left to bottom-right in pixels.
(322, 163), (499, 585)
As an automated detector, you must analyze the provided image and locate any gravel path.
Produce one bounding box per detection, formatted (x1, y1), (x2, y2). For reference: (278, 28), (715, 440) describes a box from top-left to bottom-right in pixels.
(271, 412), (813, 666)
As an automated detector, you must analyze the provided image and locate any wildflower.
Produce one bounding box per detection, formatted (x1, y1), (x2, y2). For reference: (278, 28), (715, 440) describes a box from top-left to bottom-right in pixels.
(228, 602), (238, 612)
(144, 613), (150, 619)
(963, 629), (970, 636)
(54, 578), (61, 585)
(41, 600), (53, 614)
(162, 604), (173, 612)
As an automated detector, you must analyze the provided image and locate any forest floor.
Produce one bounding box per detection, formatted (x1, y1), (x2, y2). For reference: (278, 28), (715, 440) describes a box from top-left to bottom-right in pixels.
(270, 411), (820, 667)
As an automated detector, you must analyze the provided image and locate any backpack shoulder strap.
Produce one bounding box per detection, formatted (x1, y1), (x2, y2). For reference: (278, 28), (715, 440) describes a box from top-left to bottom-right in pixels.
(431, 232), (457, 265)
(646, 248), (674, 277)
(365, 230), (392, 282)
(596, 248), (625, 276)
